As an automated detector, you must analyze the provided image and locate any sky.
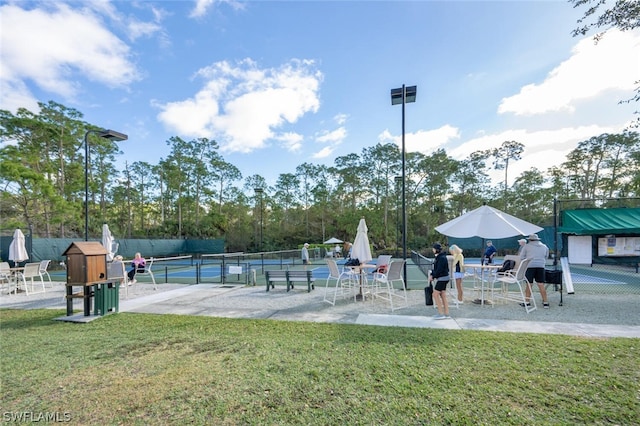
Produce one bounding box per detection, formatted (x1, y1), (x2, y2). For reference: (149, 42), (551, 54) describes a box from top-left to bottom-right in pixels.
(1, 0), (638, 188)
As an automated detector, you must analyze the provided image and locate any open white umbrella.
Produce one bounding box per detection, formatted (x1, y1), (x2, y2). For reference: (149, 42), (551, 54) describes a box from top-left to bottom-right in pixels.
(101, 224), (116, 261)
(435, 205), (543, 239)
(351, 218), (372, 263)
(8, 229), (28, 264)
(323, 237), (343, 244)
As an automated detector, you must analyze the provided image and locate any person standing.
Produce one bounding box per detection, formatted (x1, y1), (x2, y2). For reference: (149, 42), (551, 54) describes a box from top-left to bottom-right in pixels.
(449, 244), (465, 304)
(301, 243), (309, 269)
(301, 243), (310, 269)
(430, 243), (450, 319)
(344, 242), (353, 259)
(128, 252), (146, 284)
(519, 234), (550, 309)
(483, 240), (497, 264)
(517, 238), (527, 255)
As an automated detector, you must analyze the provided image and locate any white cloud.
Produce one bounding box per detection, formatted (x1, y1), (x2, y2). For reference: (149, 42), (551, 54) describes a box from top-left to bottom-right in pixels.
(379, 125), (460, 155)
(276, 132), (304, 152)
(498, 29), (640, 116)
(0, 3), (141, 111)
(156, 59), (323, 153)
(334, 113), (348, 126)
(190, 0), (213, 18)
(312, 146), (335, 159)
(316, 127), (346, 144)
(448, 124), (625, 185)
(190, 0), (245, 18)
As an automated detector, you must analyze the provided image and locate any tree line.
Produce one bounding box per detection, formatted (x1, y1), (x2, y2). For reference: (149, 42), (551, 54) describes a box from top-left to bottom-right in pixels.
(1, 101), (638, 253)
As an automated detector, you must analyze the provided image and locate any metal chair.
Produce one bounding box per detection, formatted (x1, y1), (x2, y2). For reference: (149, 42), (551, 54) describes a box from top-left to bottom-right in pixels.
(323, 259), (358, 305)
(372, 255), (392, 274)
(134, 257), (156, 290)
(371, 260), (408, 311)
(39, 260), (53, 288)
(492, 258), (536, 313)
(0, 262), (12, 295)
(108, 259), (129, 298)
(16, 262), (46, 295)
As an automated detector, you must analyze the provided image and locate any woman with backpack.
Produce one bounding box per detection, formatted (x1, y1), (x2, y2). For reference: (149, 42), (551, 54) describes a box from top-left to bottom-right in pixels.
(430, 243), (451, 320)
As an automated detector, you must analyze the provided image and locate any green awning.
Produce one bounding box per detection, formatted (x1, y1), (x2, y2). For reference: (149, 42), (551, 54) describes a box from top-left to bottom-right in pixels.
(559, 208), (640, 235)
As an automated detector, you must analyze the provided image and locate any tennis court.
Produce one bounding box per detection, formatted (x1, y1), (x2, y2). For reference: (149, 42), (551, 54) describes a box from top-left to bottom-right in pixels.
(47, 252), (639, 294)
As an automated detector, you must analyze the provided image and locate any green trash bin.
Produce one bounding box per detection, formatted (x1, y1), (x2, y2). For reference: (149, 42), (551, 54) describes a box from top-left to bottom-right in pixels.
(94, 281), (119, 316)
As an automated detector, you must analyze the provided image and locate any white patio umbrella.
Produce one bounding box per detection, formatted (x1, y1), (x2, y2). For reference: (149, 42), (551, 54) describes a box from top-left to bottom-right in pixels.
(323, 237), (343, 244)
(8, 228), (29, 264)
(101, 224), (116, 261)
(351, 218), (372, 263)
(435, 205), (543, 239)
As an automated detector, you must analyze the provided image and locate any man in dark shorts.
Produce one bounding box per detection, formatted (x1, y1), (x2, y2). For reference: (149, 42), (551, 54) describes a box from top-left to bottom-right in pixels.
(520, 234), (550, 309)
(301, 243), (310, 270)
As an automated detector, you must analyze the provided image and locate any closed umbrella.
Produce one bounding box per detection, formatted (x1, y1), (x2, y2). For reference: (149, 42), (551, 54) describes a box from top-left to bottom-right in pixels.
(435, 205), (543, 239)
(102, 224), (116, 261)
(8, 229), (29, 265)
(351, 218), (372, 264)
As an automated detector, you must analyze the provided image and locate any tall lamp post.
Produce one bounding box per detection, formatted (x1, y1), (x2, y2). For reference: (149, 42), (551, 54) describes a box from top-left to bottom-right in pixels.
(254, 188), (264, 251)
(394, 176), (402, 258)
(391, 85), (416, 287)
(83, 129), (128, 241)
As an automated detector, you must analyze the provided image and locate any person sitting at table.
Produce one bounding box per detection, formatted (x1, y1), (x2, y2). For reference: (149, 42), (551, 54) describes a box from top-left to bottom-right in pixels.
(449, 244), (465, 304)
(128, 252), (146, 284)
(430, 243), (450, 320)
(483, 240), (497, 264)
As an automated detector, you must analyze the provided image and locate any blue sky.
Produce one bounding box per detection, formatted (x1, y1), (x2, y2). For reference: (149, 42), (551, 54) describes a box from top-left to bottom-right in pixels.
(1, 0), (638, 187)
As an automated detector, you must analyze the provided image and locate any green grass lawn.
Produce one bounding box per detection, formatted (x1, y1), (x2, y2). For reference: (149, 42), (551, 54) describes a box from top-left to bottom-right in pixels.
(1, 309), (638, 425)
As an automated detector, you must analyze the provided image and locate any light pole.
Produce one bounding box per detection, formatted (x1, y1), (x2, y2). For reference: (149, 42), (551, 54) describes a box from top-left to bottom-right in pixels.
(83, 129), (128, 241)
(254, 188), (264, 251)
(391, 84), (416, 287)
(394, 176), (402, 258)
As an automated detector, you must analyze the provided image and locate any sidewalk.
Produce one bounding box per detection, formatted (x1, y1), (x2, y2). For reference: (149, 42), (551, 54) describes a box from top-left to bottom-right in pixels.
(2, 282), (639, 338)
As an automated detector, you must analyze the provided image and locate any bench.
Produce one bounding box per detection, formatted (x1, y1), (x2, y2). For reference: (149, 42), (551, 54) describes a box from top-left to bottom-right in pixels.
(265, 270), (315, 292)
(265, 270), (288, 291)
(286, 270), (315, 293)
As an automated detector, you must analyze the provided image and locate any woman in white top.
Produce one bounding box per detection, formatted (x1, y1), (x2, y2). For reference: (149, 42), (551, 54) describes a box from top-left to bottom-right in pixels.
(449, 244), (465, 303)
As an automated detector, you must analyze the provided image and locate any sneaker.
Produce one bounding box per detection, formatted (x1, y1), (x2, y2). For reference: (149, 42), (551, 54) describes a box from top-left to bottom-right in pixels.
(543, 303), (550, 309)
(519, 302), (531, 307)
(456, 300), (464, 305)
(433, 314), (445, 319)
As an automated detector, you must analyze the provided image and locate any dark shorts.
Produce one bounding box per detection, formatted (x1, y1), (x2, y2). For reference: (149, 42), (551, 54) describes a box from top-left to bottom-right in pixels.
(525, 267), (545, 284)
(302, 259), (309, 265)
(434, 280), (449, 291)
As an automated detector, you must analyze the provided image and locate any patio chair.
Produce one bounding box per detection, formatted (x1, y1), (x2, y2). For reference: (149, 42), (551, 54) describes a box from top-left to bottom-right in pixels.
(134, 257), (156, 290)
(372, 255), (392, 274)
(39, 260), (53, 288)
(108, 259), (129, 298)
(371, 260), (408, 311)
(0, 262), (11, 294)
(323, 259), (358, 305)
(16, 262), (46, 295)
(492, 258), (536, 313)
